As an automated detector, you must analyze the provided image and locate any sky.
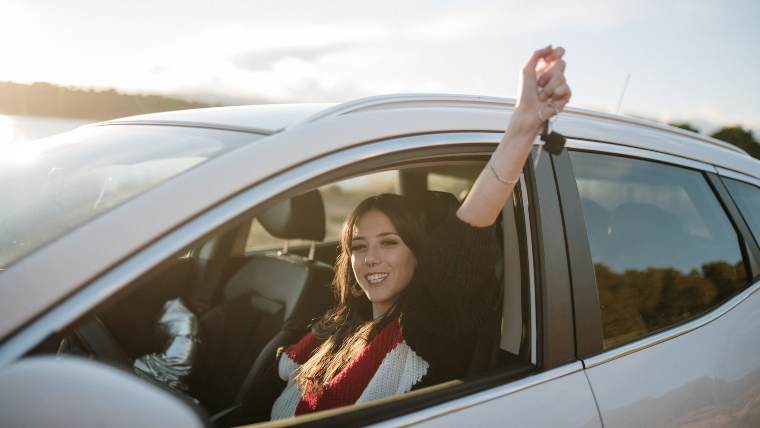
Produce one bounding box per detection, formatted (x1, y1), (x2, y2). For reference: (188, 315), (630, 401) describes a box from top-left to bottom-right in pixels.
(2, 0), (759, 133)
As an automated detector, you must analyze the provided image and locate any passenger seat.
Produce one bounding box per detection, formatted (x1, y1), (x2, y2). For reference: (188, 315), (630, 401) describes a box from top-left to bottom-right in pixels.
(194, 189), (334, 412)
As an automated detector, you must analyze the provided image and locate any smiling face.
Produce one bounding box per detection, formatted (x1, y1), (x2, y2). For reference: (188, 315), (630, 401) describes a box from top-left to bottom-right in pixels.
(350, 209), (418, 319)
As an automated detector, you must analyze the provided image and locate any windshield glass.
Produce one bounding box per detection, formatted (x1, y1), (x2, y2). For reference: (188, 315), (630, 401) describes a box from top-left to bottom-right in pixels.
(0, 124), (262, 269)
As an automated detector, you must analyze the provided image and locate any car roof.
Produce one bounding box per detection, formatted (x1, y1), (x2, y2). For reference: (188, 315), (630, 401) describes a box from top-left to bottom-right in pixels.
(102, 103), (335, 134)
(102, 93), (748, 158)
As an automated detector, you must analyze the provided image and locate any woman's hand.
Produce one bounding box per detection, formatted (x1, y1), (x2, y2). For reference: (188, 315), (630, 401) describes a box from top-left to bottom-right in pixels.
(509, 45), (571, 139)
(457, 45), (572, 227)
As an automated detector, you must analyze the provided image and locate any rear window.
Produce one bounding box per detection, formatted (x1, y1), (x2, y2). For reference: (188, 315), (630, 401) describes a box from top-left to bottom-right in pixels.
(0, 125), (261, 269)
(723, 177), (760, 247)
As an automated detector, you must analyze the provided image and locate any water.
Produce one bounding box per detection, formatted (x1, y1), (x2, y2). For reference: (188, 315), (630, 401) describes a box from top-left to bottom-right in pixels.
(0, 114), (94, 146)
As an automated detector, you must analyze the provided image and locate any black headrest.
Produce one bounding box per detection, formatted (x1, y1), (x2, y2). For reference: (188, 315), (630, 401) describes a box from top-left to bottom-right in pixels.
(415, 191), (460, 234)
(257, 189), (326, 241)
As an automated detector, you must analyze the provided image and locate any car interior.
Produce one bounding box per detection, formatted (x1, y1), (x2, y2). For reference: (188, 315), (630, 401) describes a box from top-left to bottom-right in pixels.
(28, 160), (535, 426)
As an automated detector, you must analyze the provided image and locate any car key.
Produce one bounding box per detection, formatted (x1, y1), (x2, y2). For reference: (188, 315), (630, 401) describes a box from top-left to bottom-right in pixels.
(543, 122), (566, 155)
(533, 119), (550, 168)
(533, 114), (567, 167)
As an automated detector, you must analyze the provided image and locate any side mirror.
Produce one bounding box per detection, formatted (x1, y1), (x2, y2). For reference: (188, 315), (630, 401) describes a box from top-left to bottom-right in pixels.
(0, 356), (208, 428)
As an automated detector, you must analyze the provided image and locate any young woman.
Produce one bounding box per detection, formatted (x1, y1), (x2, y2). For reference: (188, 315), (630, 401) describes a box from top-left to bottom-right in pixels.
(270, 45), (572, 419)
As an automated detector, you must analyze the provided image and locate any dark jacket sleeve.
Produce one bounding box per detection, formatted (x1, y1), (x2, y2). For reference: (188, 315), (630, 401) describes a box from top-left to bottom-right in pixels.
(402, 207), (502, 345)
(425, 209), (501, 326)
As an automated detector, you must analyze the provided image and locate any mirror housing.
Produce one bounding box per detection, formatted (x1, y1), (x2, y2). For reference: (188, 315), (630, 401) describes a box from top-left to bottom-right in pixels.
(0, 356), (208, 428)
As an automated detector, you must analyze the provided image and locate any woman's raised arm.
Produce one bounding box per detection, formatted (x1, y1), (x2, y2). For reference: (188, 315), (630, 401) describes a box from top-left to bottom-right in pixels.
(457, 45), (571, 227)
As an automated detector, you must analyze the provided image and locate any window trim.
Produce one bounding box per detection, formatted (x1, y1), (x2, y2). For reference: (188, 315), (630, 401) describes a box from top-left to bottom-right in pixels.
(550, 149), (604, 358)
(563, 142), (760, 365)
(715, 166), (760, 188)
(710, 175), (760, 279)
(1, 131), (566, 427)
(566, 139), (716, 173)
(525, 146), (576, 368)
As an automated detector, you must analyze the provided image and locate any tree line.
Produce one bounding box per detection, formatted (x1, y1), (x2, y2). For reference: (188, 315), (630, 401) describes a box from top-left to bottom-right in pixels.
(594, 260), (746, 348)
(0, 81), (214, 121)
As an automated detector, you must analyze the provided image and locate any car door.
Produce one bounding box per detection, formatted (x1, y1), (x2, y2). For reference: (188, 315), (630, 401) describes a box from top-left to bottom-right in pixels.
(381, 140), (601, 428)
(556, 140), (760, 427)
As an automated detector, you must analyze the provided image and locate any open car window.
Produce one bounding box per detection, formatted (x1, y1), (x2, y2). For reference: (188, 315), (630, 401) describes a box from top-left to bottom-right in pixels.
(26, 155), (537, 427)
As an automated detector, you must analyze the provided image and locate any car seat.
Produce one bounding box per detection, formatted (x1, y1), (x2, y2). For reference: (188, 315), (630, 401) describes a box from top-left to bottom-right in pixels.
(194, 189), (334, 412)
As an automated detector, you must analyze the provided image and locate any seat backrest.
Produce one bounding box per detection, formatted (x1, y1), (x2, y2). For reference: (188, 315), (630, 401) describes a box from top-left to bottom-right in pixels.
(194, 189), (334, 412)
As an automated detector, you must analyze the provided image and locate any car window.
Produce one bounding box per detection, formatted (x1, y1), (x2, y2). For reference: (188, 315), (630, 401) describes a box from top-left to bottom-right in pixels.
(428, 172), (472, 200)
(245, 170), (399, 252)
(0, 125), (261, 270)
(321, 170), (399, 241)
(569, 151), (748, 349)
(245, 168), (480, 253)
(723, 177), (760, 247)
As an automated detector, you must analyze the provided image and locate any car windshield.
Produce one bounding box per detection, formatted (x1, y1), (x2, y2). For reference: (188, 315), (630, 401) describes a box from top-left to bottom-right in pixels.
(0, 124), (263, 270)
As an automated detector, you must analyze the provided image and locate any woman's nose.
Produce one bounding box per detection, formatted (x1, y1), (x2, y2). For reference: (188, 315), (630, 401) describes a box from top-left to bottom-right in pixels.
(364, 250), (379, 266)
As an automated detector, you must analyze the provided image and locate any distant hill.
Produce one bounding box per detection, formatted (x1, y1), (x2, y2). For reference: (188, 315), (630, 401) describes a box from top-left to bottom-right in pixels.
(0, 81), (219, 120)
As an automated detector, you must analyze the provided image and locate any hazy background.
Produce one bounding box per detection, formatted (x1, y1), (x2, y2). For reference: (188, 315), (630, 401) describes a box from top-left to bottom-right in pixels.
(1, 0), (759, 144)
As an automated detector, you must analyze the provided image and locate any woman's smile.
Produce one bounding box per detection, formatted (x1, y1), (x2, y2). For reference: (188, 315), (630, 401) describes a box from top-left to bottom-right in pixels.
(365, 273), (389, 285)
(350, 209), (418, 319)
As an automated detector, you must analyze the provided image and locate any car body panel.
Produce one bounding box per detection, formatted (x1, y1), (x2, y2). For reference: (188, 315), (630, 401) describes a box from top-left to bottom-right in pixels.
(371, 363), (601, 428)
(584, 279), (760, 427)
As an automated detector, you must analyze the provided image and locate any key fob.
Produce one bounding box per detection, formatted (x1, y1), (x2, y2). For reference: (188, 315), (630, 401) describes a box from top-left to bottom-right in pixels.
(544, 131), (566, 154)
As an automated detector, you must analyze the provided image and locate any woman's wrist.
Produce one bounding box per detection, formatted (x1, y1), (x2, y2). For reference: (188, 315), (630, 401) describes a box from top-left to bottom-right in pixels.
(507, 105), (544, 141)
(503, 117), (540, 147)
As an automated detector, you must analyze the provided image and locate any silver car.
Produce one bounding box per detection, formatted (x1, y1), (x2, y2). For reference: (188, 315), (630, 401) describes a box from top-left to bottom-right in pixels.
(1, 94), (759, 427)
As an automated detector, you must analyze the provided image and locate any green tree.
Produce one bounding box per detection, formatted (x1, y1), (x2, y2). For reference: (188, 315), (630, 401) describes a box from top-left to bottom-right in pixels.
(669, 122), (700, 133)
(710, 125), (760, 160)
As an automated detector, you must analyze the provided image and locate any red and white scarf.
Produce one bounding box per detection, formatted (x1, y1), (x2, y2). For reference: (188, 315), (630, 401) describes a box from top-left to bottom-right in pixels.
(270, 320), (429, 419)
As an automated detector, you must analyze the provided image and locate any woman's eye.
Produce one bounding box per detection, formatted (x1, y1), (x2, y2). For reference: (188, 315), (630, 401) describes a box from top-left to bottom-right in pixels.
(381, 239), (398, 246)
(350, 244), (366, 252)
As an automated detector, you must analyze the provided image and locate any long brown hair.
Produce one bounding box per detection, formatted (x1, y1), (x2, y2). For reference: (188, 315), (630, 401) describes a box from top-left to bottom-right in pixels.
(294, 193), (427, 394)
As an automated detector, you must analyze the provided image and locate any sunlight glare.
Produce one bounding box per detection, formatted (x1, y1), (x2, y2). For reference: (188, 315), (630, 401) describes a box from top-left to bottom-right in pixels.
(0, 116), (16, 146)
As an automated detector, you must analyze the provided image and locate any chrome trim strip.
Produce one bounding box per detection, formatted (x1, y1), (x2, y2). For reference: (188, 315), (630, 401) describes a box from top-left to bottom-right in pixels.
(519, 176), (538, 366)
(0, 132), (500, 366)
(716, 167), (760, 187)
(290, 93), (745, 155)
(291, 94), (516, 127)
(89, 120), (275, 135)
(372, 362), (584, 427)
(566, 139), (717, 172)
(584, 278), (760, 368)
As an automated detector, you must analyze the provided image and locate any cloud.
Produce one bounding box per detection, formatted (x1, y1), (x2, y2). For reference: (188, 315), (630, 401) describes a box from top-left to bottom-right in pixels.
(232, 43), (358, 72)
